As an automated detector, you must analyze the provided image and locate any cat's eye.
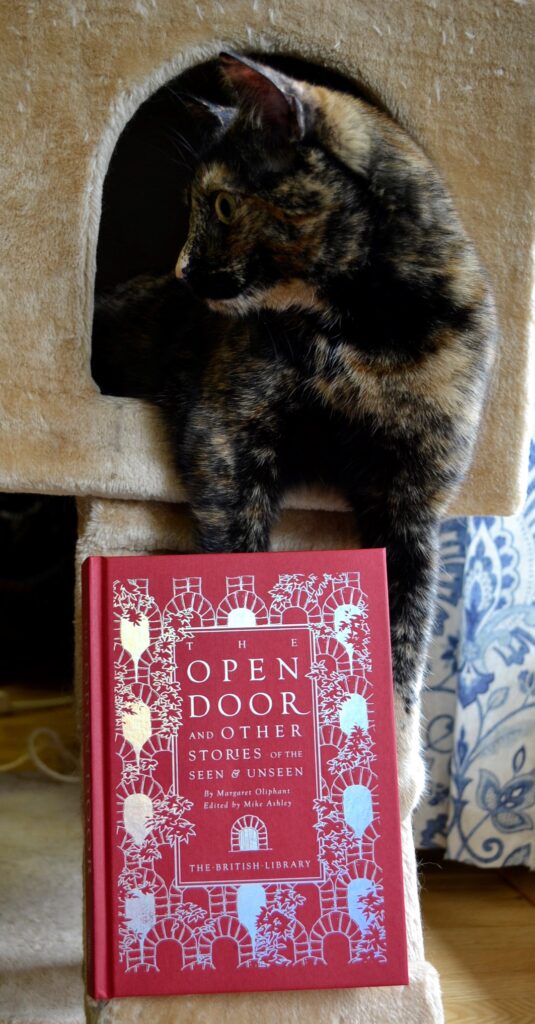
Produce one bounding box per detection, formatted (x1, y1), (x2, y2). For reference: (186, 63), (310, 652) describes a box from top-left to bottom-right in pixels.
(214, 191), (237, 224)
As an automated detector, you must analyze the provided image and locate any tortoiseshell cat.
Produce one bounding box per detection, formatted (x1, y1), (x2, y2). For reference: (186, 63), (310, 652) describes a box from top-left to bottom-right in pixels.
(94, 53), (496, 722)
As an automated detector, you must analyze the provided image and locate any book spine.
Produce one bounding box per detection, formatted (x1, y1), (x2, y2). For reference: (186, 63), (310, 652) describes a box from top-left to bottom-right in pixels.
(82, 557), (112, 999)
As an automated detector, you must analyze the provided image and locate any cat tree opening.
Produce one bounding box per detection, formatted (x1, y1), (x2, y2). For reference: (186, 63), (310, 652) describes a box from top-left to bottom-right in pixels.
(91, 53), (382, 398)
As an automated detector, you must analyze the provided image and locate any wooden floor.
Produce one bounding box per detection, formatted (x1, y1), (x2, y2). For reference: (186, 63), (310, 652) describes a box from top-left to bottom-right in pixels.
(1, 688), (534, 1023)
(420, 856), (535, 1023)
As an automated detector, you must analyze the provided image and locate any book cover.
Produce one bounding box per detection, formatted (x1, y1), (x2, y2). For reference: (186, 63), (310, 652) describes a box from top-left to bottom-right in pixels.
(83, 549), (408, 998)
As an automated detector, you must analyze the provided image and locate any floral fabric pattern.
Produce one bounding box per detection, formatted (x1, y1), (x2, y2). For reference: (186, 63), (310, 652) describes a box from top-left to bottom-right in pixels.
(414, 439), (535, 868)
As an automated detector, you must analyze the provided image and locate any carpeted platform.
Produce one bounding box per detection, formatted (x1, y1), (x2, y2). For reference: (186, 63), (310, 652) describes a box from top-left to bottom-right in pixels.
(0, 776), (84, 1024)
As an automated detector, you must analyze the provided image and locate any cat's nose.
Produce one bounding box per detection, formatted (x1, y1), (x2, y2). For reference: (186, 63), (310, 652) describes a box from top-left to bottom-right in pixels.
(175, 253), (189, 280)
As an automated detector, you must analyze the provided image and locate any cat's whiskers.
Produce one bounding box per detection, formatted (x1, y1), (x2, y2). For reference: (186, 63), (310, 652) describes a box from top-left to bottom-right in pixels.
(161, 130), (199, 172)
(143, 133), (197, 175)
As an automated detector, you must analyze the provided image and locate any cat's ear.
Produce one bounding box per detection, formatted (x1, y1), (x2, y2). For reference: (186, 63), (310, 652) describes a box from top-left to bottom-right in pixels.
(175, 92), (237, 134)
(219, 52), (308, 143)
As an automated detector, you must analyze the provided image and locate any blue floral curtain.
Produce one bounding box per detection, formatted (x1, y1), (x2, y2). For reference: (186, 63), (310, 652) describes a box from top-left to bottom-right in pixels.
(414, 438), (535, 868)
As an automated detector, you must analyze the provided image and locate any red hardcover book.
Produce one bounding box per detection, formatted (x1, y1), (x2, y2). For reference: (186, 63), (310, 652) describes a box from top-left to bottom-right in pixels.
(83, 549), (407, 998)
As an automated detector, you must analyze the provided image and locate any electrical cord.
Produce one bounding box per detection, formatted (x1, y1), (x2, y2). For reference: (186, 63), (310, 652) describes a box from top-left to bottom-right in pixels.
(0, 726), (80, 783)
(0, 690), (73, 714)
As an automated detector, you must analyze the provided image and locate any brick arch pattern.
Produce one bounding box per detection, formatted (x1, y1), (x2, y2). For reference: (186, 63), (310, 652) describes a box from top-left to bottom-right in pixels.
(344, 674), (373, 700)
(314, 636), (351, 672)
(230, 815), (269, 852)
(320, 724), (345, 750)
(335, 860), (382, 909)
(322, 583), (365, 630)
(317, 879), (338, 914)
(205, 886), (238, 916)
(137, 642), (176, 689)
(171, 885), (211, 912)
(288, 919), (310, 961)
(140, 917), (197, 970)
(330, 768), (381, 852)
(330, 765), (378, 798)
(164, 592), (215, 628)
(168, 882), (208, 914)
(113, 585), (162, 640)
(114, 587), (162, 674)
(118, 730), (171, 769)
(139, 733), (172, 757)
(310, 911), (361, 962)
(216, 591), (269, 626)
(338, 859), (381, 886)
(269, 591), (322, 625)
(140, 869), (168, 910)
(122, 867), (169, 917)
(197, 915), (253, 966)
(117, 775), (164, 850)
(118, 774), (164, 804)
(115, 645), (165, 690)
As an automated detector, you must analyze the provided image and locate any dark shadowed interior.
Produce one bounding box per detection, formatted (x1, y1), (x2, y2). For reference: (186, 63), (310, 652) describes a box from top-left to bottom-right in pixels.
(92, 53), (383, 394)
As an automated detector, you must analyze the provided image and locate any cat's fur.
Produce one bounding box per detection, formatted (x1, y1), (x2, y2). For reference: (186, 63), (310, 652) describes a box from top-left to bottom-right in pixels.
(93, 53), (496, 710)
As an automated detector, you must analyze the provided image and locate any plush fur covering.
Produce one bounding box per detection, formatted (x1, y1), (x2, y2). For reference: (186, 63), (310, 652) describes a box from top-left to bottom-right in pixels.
(0, 776), (84, 1024)
(75, 495), (442, 1023)
(0, 2), (533, 515)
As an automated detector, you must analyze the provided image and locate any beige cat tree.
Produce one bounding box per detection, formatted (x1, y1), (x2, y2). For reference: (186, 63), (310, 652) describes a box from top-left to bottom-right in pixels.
(1, 2), (533, 1024)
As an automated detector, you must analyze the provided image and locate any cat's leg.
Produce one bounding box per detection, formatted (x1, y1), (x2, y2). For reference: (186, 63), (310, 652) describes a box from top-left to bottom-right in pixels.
(349, 491), (440, 817)
(187, 426), (282, 553)
(179, 393), (288, 554)
(377, 508), (438, 819)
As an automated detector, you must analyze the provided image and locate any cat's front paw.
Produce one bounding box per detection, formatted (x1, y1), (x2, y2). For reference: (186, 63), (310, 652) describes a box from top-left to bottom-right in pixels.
(394, 691), (426, 820)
